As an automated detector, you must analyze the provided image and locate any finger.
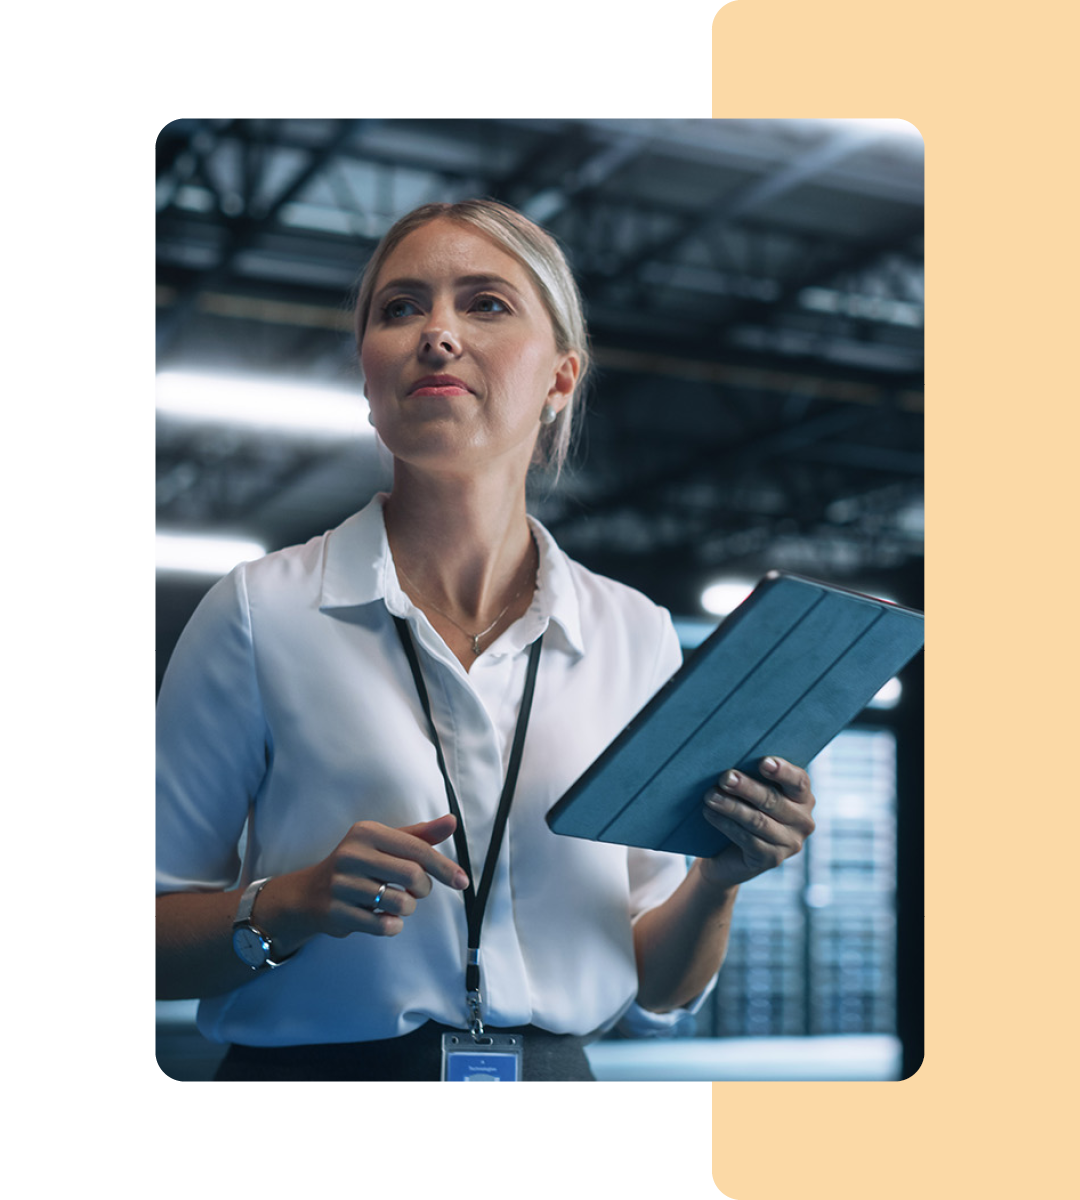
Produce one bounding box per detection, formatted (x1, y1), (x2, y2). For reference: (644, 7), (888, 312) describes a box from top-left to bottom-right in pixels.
(338, 876), (418, 919)
(715, 763), (814, 818)
(350, 821), (470, 894)
(325, 874), (419, 941)
(700, 801), (790, 867)
(703, 786), (794, 848)
(712, 769), (792, 821)
(758, 756), (814, 805)
(701, 793), (806, 878)
(705, 759), (816, 849)
(398, 813), (458, 846)
(327, 899), (406, 939)
(320, 865), (410, 937)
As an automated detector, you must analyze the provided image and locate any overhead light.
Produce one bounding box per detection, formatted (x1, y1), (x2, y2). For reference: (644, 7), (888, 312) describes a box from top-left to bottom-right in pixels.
(157, 532), (267, 577)
(701, 579), (757, 617)
(522, 188), (565, 224)
(867, 677), (902, 709)
(798, 286), (923, 328)
(866, 119), (923, 140)
(156, 370), (371, 439)
(826, 118), (923, 142)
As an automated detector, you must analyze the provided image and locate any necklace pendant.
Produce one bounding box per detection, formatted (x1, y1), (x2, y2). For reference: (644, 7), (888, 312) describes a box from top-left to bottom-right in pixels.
(471, 635), (482, 655)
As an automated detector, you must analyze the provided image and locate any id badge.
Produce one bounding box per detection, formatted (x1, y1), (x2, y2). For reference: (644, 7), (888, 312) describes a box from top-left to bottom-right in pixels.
(441, 1032), (524, 1082)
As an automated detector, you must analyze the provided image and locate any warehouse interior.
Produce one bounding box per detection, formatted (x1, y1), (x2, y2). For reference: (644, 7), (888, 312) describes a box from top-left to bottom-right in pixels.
(155, 117), (924, 1081)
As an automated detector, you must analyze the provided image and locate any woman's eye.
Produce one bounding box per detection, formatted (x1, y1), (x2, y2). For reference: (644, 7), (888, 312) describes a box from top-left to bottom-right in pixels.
(383, 298), (420, 319)
(472, 294), (509, 314)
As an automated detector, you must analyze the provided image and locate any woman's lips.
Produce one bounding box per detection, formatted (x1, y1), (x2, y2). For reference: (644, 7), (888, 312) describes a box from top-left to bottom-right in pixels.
(409, 385), (470, 396)
(407, 376), (471, 397)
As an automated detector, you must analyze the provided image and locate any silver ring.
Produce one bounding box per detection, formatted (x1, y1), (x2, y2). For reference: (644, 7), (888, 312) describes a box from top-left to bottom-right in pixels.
(370, 882), (388, 914)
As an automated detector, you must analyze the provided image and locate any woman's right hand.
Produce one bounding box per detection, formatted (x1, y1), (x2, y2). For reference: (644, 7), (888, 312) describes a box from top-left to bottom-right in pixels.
(261, 813), (469, 952)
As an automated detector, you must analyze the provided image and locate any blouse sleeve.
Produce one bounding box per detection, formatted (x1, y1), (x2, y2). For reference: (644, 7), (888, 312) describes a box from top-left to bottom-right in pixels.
(156, 565), (270, 895)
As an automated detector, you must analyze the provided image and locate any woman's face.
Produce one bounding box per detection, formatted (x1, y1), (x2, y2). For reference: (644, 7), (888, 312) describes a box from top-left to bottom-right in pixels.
(360, 218), (578, 481)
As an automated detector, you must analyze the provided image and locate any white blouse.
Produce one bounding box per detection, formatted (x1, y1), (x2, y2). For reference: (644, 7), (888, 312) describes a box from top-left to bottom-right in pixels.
(156, 494), (712, 1046)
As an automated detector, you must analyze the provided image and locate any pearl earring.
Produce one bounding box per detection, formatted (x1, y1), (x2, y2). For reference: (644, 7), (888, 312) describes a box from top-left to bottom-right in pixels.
(539, 403), (558, 426)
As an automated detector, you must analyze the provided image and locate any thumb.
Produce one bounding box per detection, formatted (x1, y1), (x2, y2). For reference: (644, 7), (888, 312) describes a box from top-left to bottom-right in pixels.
(398, 813), (458, 847)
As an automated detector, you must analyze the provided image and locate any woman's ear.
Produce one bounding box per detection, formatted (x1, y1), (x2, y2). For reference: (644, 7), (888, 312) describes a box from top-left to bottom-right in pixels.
(547, 351), (581, 414)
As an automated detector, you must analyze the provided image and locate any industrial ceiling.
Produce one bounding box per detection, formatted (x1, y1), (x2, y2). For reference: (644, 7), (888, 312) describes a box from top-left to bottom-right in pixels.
(156, 117), (923, 684)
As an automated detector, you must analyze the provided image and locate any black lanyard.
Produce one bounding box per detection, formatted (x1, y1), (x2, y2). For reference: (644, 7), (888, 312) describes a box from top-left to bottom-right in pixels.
(393, 617), (544, 1037)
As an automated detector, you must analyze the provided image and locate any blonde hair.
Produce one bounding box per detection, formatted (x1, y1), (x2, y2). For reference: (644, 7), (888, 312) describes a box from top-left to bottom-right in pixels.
(354, 199), (591, 477)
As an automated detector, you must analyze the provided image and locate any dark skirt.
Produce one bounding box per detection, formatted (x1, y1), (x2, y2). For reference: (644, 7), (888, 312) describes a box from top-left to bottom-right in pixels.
(213, 1022), (596, 1082)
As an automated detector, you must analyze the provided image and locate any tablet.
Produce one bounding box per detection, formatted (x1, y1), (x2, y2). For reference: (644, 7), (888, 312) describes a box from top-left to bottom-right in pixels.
(545, 571), (924, 859)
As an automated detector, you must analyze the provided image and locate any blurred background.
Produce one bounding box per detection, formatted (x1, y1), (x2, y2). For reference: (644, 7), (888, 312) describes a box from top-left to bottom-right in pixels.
(155, 117), (923, 1081)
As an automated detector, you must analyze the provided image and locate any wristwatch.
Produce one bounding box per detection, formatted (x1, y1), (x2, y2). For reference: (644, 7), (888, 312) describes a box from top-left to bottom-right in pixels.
(231, 877), (291, 970)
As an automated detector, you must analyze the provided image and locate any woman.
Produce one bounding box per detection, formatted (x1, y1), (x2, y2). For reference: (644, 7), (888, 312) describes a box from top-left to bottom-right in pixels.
(156, 199), (816, 1081)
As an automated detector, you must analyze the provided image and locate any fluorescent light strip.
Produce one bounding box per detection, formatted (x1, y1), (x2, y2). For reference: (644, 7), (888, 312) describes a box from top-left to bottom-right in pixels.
(799, 286), (923, 328)
(156, 370), (371, 438)
(157, 532), (267, 577)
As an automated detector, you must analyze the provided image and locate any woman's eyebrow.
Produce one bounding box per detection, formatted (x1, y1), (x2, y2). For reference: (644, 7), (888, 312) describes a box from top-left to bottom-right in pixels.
(455, 273), (522, 295)
(374, 273), (524, 300)
(372, 276), (428, 300)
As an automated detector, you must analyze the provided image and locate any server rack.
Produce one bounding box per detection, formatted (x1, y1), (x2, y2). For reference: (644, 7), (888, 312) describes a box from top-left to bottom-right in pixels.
(699, 725), (902, 1040)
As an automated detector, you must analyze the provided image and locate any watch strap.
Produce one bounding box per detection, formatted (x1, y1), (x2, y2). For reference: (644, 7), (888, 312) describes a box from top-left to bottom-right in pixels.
(233, 877), (271, 928)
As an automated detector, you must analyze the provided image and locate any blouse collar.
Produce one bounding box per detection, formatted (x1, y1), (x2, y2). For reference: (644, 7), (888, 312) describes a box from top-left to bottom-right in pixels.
(318, 493), (586, 658)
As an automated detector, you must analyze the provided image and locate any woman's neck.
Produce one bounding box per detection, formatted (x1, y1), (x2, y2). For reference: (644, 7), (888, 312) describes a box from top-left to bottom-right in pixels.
(383, 465), (536, 641)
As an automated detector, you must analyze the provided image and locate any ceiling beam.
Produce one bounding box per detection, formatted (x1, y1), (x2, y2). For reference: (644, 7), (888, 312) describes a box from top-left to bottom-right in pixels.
(545, 403), (874, 536)
(583, 125), (889, 298)
(156, 120), (367, 360)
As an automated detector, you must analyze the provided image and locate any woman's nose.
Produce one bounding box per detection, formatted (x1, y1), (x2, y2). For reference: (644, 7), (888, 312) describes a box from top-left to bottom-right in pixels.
(420, 331), (461, 357)
(419, 316), (462, 358)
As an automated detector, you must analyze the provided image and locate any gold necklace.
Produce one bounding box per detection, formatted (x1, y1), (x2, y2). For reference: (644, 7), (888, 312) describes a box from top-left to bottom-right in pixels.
(395, 540), (538, 656)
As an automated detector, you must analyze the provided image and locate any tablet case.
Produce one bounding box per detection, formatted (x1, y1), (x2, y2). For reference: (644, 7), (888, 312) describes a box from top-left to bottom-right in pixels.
(545, 572), (924, 859)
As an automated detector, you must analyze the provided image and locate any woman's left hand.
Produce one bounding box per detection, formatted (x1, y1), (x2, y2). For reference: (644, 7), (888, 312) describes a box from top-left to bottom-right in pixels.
(698, 756), (816, 892)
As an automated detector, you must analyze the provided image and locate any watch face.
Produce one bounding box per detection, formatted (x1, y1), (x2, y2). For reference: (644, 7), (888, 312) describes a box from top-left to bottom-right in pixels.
(233, 924), (270, 968)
